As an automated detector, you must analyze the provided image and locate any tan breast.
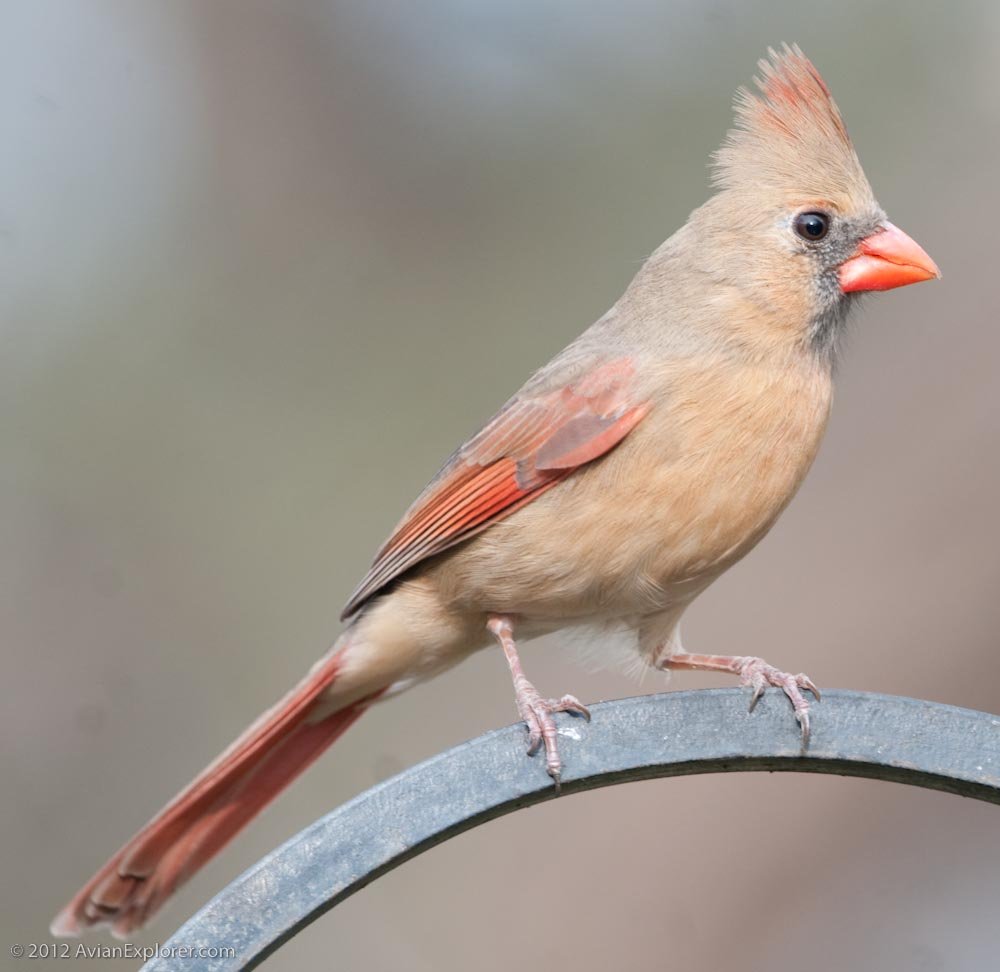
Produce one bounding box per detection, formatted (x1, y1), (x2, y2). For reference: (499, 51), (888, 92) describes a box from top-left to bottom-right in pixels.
(638, 355), (832, 583)
(427, 353), (833, 626)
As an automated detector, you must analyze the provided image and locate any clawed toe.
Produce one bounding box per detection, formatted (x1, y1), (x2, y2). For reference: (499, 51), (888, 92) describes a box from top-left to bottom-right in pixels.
(738, 658), (820, 746)
(518, 694), (590, 785)
(523, 716), (544, 757)
(488, 613), (588, 787)
(553, 695), (591, 721)
(663, 651), (821, 749)
(797, 674), (821, 701)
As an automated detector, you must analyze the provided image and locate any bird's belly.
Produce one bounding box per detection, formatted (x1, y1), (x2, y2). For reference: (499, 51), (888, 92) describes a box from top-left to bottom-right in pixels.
(430, 361), (832, 625)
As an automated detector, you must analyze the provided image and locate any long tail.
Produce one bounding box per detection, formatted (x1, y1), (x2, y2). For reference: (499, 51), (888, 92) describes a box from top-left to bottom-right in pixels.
(51, 635), (380, 938)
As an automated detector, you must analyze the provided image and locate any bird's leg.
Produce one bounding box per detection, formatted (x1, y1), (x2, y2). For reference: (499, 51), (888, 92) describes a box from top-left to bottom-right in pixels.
(659, 652), (820, 745)
(487, 614), (590, 786)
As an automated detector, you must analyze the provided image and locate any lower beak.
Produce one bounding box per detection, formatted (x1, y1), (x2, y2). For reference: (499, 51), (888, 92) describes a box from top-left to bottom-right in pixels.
(838, 221), (941, 293)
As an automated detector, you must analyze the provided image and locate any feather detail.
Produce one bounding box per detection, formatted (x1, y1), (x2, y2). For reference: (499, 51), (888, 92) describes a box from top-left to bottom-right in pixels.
(342, 358), (651, 618)
(712, 44), (872, 206)
(51, 637), (378, 937)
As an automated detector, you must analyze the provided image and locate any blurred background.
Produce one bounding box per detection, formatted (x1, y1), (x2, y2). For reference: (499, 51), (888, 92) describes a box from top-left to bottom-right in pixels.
(3, 2), (999, 969)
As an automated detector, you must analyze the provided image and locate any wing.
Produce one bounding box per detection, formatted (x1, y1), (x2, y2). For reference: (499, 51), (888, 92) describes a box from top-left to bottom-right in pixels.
(341, 357), (651, 619)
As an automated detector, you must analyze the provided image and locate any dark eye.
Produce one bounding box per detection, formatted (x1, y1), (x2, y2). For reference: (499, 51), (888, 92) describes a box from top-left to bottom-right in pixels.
(794, 211), (830, 241)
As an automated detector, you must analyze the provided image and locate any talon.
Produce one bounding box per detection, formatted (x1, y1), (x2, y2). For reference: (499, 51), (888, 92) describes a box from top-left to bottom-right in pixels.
(525, 724), (543, 757)
(545, 750), (561, 781)
(663, 651), (820, 748)
(736, 657), (819, 745)
(517, 696), (583, 784)
(555, 695), (591, 721)
(798, 674), (821, 700)
(797, 709), (811, 747)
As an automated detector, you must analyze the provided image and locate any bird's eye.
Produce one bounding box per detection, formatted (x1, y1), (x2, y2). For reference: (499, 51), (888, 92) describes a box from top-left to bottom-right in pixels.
(794, 211), (830, 241)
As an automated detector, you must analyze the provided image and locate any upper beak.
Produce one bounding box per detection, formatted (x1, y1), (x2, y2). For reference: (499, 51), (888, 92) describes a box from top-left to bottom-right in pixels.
(838, 221), (941, 293)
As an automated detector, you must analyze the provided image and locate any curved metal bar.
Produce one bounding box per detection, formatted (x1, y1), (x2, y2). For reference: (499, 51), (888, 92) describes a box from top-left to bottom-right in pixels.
(141, 689), (1000, 971)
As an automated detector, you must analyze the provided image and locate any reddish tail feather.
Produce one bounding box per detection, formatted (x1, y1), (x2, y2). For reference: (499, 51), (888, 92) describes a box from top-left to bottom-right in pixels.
(52, 637), (376, 938)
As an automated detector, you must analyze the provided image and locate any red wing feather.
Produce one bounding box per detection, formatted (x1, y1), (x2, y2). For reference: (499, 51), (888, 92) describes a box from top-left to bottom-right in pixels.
(341, 357), (650, 618)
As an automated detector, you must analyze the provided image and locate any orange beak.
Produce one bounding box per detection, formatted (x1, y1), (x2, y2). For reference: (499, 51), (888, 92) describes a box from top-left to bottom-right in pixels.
(838, 221), (941, 293)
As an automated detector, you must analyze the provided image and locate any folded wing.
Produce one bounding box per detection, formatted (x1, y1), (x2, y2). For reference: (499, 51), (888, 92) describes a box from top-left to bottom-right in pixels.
(341, 357), (651, 618)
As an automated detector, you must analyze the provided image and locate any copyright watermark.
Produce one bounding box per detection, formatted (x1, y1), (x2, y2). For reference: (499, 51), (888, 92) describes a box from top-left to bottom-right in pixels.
(9, 942), (236, 961)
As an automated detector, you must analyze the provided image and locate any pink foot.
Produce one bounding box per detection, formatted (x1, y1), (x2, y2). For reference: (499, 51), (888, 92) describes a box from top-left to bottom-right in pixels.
(488, 614), (590, 786)
(515, 687), (590, 784)
(662, 652), (820, 746)
(737, 657), (820, 745)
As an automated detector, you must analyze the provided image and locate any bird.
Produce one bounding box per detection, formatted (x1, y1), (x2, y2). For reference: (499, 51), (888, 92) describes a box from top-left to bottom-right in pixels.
(52, 45), (939, 938)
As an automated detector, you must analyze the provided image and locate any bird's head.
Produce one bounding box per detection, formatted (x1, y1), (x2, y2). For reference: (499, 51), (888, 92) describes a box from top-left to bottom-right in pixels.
(694, 45), (939, 363)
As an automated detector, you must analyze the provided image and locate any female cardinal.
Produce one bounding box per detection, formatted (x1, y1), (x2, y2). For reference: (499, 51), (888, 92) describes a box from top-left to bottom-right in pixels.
(53, 45), (939, 937)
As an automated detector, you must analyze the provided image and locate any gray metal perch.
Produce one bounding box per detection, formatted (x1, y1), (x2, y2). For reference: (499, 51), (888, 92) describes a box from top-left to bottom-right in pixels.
(140, 689), (1000, 972)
